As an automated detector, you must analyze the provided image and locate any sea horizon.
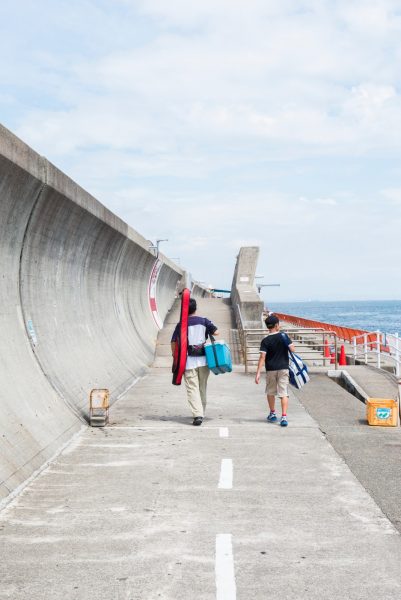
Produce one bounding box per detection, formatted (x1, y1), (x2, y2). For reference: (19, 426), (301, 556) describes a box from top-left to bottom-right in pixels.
(267, 299), (401, 335)
(266, 298), (401, 304)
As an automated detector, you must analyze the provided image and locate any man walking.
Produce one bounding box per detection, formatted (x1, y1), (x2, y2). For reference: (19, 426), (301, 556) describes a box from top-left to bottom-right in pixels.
(171, 298), (218, 426)
(255, 314), (295, 427)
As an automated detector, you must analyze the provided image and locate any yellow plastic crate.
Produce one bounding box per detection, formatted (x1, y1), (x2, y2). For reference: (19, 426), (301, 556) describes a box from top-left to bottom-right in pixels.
(366, 398), (398, 427)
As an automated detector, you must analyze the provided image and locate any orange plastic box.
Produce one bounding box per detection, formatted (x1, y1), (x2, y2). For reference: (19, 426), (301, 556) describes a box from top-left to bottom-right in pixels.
(366, 398), (398, 427)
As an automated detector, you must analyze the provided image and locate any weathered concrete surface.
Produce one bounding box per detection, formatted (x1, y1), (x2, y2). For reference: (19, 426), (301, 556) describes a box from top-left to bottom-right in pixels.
(0, 124), (182, 501)
(294, 371), (401, 532)
(2, 373), (401, 598)
(231, 247), (263, 328)
(2, 306), (401, 599)
(343, 365), (399, 400)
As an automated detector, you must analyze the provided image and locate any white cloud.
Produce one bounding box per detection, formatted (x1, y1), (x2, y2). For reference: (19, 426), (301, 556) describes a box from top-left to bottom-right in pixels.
(2, 0), (401, 299)
(381, 188), (401, 204)
(342, 84), (398, 124)
(13, 0), (401, 164)
(339, 1), (401, 36)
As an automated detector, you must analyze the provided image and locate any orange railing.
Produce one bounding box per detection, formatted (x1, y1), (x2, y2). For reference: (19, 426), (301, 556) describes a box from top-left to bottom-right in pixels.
(273, 312), (378, 345)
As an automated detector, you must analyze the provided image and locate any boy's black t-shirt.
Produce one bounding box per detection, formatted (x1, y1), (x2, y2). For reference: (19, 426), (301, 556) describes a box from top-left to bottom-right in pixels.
(260, 332), (292, 371)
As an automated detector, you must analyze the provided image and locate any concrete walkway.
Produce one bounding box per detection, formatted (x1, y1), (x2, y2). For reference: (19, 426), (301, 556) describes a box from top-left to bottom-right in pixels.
(295, 370), (401, 534)
(2, 363), (401, 599)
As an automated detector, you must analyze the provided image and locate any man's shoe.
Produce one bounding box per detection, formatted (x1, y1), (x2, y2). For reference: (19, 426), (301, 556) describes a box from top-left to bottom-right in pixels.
(280, 416), (288, 427)
(193, 417), (203, 426)
(266, 412), (277, 423)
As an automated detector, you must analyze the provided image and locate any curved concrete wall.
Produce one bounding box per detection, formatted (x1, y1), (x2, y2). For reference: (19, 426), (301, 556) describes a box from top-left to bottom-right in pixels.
(0, 124), (183, 501)
(191, 282), (212, 298)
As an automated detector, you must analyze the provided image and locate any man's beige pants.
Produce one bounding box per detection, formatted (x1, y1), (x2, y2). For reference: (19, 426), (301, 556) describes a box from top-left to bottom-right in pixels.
(183, 366), (210, 417)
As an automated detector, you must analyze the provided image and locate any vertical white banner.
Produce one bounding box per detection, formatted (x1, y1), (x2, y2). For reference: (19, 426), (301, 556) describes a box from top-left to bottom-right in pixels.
(148, 259), (163, 329)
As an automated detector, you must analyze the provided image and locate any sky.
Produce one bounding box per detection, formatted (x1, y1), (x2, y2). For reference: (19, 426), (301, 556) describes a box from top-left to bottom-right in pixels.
(1, 0), (401, 302)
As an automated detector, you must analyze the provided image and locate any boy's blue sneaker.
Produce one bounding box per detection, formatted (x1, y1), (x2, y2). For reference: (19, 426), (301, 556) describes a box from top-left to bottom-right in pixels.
(280, 416), (288, 427)
(267, 412), (277, 423)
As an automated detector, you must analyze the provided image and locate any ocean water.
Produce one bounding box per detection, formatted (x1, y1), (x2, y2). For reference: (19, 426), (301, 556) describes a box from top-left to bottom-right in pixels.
(267, 300), (401, 335)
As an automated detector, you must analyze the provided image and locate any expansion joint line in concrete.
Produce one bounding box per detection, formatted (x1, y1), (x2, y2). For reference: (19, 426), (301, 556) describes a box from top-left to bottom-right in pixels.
(112, 236), (129, 322)
(108, 237), (150, 401)
(114, 239), (163, 374)
(0, 424), (86, 513)
(18, 157), (47, 352)
(17, 158), (85, 423)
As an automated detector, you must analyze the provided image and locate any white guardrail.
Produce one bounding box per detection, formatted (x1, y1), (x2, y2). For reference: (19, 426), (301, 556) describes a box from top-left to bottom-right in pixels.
(353, 331), (401, 377)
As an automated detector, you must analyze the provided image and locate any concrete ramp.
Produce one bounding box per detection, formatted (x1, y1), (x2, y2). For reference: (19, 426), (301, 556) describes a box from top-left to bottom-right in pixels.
(0, 124), (183, 501)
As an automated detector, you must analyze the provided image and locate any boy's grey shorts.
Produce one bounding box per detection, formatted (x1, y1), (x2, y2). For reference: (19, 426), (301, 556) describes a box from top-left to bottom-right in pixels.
(265, 370), (289, 397)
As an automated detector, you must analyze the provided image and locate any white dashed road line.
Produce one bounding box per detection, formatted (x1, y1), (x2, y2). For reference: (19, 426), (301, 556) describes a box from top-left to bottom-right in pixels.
(219, 427), (229, 438)
(215, 534), (236, 600)
(218, 459), (233, 489)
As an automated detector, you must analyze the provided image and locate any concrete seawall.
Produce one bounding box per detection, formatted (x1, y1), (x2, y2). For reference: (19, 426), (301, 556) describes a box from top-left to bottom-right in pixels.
(231, 246), (264, 328)
(0, 124), (183, 501)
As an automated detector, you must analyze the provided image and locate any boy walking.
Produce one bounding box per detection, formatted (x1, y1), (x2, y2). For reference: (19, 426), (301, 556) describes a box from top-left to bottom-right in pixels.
(255, 314), (295, 427)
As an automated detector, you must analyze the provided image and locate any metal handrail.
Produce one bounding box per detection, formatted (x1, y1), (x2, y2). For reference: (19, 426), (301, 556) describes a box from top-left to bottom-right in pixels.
(242, 328), (339, 373)
(352, 331), (401, 377)
(234, 306), (339, 373)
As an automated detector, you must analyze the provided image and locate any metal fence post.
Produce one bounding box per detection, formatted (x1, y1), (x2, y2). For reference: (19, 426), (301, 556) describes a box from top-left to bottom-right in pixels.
(398, 378), (401, 427)
(244, 331), (248, 374)
(377, 330), (381, 369)
(334, 335), (338, 370)
(364, 334), (368, 364)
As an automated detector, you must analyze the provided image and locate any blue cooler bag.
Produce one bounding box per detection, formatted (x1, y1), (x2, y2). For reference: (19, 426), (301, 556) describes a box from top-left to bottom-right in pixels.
(205, 336), (232, 375)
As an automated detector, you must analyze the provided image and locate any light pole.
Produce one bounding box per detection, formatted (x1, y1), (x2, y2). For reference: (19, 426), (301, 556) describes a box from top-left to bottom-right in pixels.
(149, 238), (168, 257)
(156, 238), (168, 255)
(257, 283), (280, 294)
